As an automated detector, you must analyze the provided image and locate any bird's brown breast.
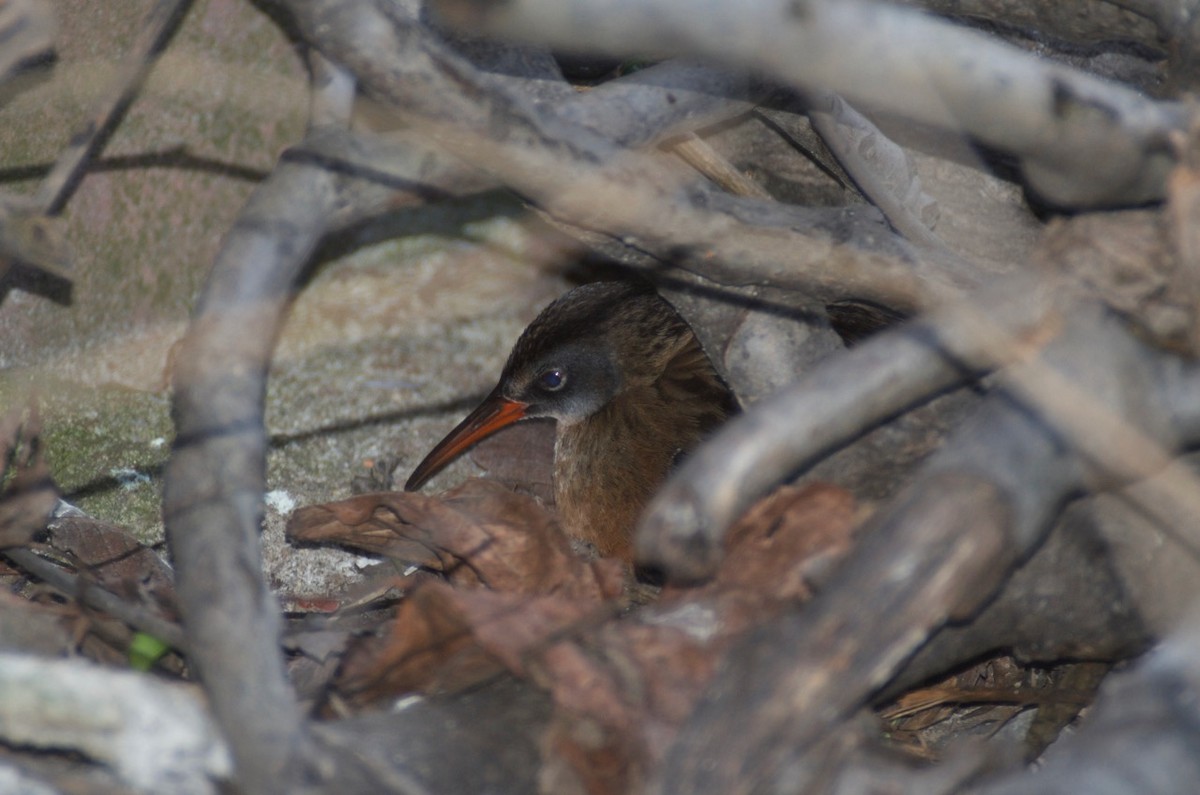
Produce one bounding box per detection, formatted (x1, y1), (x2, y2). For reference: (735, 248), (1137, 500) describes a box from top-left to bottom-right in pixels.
(553, 331), (734, 560)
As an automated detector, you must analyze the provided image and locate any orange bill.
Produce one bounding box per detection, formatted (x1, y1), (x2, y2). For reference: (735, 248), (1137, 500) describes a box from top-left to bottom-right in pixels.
(405, 391), (529, 491)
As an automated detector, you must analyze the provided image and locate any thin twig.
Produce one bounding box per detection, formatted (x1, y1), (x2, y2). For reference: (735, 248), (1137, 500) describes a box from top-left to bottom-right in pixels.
(3, 547), (187, 652)
(34, 0), (194, 215)
(669, 133), (773, 198)
(555, 58), (767, 149)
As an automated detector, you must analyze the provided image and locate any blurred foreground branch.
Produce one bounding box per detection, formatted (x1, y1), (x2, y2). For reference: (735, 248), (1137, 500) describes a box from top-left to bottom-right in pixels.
(431, 0), (1186, 207)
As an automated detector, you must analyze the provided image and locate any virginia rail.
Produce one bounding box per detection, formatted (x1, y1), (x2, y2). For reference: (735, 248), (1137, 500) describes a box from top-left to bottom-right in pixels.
(405, 281), (736, 561)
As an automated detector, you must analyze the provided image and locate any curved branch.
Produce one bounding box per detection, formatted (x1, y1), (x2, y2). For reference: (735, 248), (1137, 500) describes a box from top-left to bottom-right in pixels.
(636, 278), (1055, 580)
(0, 653), (231, 793)
(164, 156), (330, 795)
(161, 54), (362, 791)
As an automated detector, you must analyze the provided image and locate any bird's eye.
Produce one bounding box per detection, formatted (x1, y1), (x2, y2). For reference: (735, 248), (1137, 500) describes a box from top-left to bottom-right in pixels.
(537, 368), (566, 392)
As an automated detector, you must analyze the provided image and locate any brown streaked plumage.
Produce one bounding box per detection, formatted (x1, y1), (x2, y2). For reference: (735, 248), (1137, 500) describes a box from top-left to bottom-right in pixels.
(405, 281), (736, 561)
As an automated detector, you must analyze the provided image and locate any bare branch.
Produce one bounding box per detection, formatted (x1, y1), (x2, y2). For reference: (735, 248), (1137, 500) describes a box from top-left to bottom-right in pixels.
(553, 58), (768, 148)
(161, 125), (373, 793)
(652, 304), (1200, 793)
(288, 0), (958, 309)
(431, 0), (1187, 207)
(637, 277), (1055, 579)
(3, 547), (187, 653)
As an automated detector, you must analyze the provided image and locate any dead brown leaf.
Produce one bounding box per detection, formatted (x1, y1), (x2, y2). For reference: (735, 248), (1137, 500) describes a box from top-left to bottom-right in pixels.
(333, 583), (503, 703)
(288, 478), (625, 597)
(46, 515), (177, 619)
(880, 655), (1107, 762)
(331, 580), (618, 707)
(315, 478), (859, 794)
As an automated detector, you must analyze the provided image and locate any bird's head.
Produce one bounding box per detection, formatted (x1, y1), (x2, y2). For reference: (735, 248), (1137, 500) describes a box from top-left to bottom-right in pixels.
(405, 281), (693, 491)
(493, 338), (620, 426)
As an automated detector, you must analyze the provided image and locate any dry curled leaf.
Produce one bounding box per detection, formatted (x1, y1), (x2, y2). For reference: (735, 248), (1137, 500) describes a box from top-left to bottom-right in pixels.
(287, 478), (625, 596)
(332, 581), (617, 706)
(296, 478), (623, 710)
(316, 478), (858, 795)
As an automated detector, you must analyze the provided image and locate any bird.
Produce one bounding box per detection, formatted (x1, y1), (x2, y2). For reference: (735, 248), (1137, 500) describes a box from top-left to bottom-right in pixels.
(405, 281), (737, 562)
